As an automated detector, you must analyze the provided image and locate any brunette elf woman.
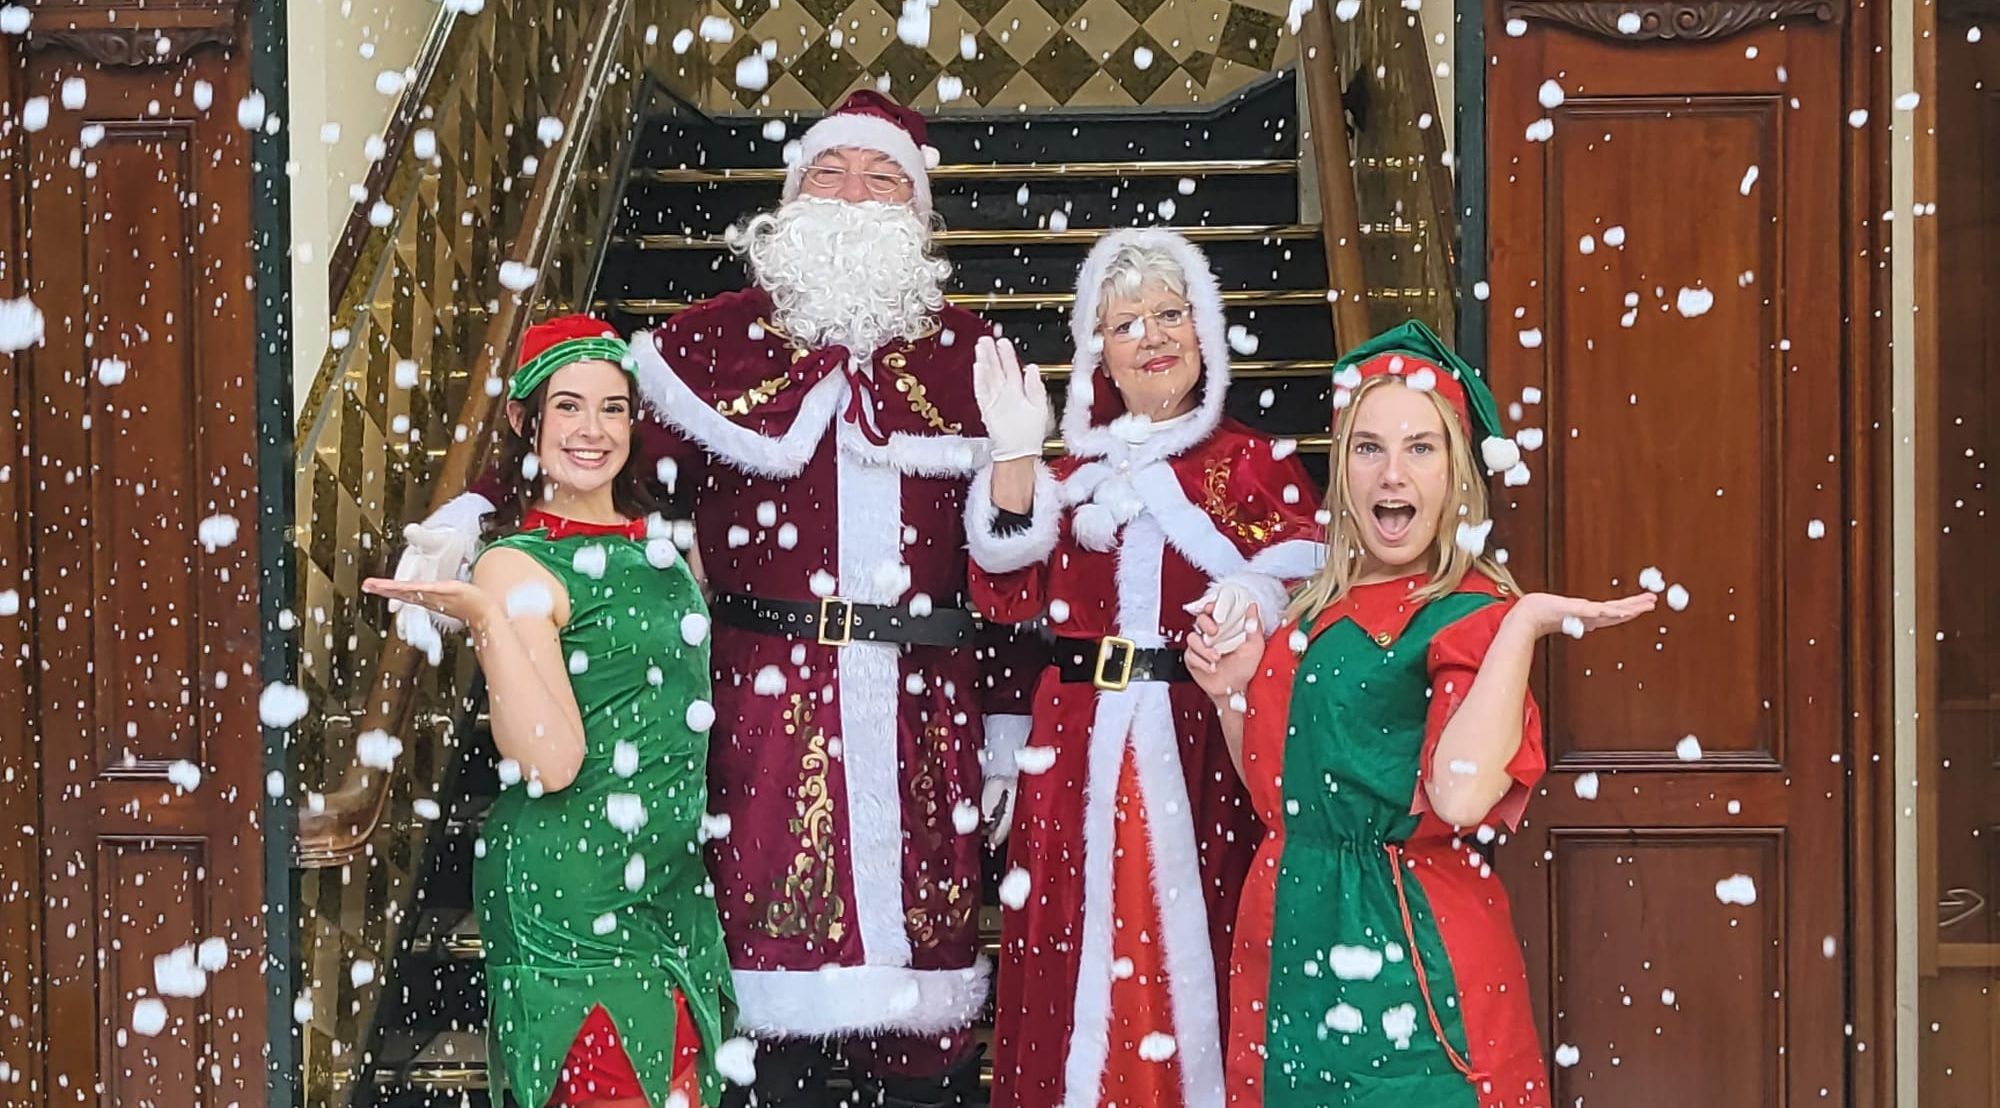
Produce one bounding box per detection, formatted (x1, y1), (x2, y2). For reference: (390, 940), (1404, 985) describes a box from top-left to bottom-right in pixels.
(1186, 322), (1655, 1108)
(366, 315), (732, 1108)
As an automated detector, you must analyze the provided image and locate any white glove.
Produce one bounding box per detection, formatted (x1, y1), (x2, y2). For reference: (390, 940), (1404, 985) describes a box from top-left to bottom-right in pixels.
(1186, 582), (1256, 656)
(973, 335), (1050, 463)
(388, 493), (491, 638)
(981, 775), (1018, 848)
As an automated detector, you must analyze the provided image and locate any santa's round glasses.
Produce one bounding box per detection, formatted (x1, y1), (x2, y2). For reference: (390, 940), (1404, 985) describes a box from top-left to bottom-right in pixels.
(801, 165), (912, 196)
(1101, 304), (1193, 344)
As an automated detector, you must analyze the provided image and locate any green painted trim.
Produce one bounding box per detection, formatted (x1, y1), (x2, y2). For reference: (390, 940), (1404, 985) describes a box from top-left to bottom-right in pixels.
(1454, 0), (1488, 371)
(250, 1), (300, 1106)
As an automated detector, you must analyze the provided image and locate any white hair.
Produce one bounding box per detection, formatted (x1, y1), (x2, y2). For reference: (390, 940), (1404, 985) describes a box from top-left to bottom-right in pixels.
(725, 195), (951, 350)
(1096, 242), (1190, 319)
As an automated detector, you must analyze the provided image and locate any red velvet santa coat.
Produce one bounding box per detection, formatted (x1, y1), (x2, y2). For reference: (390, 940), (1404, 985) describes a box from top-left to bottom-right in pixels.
(627, 286), (1010, 1039)
(964, 228), (1326, 1108)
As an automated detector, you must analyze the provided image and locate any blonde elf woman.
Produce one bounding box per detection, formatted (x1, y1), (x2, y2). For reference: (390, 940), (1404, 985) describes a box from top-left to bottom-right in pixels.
(965, 228), (1324, 1108)
(1187, 322), (1655, 1108)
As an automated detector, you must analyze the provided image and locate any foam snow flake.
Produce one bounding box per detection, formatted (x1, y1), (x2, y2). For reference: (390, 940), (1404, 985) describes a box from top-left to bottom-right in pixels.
(998, 866), (1032, 909)
(166, 760), (202, 792)
(1325, 1003), (1365, 1033)
(1714, 873), (1758, 905)
(356, 729), (403, 770)
(1381, 1003), (1418, 1049)
(154, 946), (209, 997)
(498, 261), (539, 292)
(952, 799), (981, 835)
(734, 53), (770, 91)
(687, 700), (717, 732)
(1638, 566), (1666, 593)
(1226, 325), (1260, 355)
(1675, 734), (1703, 762)
(1329, 945), (1384, 981)
(131, 999), (168, 1037)
(0, 296), (45, 351)
(259, 682), (310, 728)
(1138, 1032), (1177, 1061)
(571, 543), (609, 579)
(0, 6), (29, 34)
(1555, 1043), (1581, 1067)
(1574, 772), (1600, 799)
(1537, 79), (1565, 109)
(715, 1037), (759, 1086)
(196, 513), (240, 552)
(1014, 746), (1057, 775)
(624, 854), (647, 891)
(606, 793), (649, 834)
(753, 666), (786, 696)
(1675, 286), (1715, 318)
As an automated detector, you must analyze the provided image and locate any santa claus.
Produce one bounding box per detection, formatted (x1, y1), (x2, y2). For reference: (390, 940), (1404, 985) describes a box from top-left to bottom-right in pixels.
(393, 91), (1021, 1108)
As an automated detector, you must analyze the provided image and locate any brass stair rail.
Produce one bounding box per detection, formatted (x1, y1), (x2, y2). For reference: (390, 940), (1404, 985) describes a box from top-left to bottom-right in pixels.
(1298, 0), (1374, 347)
(296, 0), (634, 868)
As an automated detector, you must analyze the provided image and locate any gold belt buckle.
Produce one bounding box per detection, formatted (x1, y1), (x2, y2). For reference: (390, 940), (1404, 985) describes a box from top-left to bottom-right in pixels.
(818, 596), (854, 647)
(1093, 635), (1136, 691)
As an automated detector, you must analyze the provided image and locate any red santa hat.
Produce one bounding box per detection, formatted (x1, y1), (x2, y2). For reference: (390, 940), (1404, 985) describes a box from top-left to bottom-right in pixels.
(782, 90), (939, 217)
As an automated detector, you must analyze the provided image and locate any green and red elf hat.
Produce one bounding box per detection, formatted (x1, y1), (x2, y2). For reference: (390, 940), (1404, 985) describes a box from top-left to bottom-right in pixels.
(1330, 319), (1523, 475)
(508, 314), (633, 401)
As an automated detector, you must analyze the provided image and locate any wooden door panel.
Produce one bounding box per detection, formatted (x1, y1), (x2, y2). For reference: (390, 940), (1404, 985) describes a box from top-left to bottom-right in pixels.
(1488, 10), (1849, 1106)
(19, 30), (266, 1108)
(85, 121), (207, 773)
(1550, 831), (1783, 1106)
(1538, 97), (1785, 764)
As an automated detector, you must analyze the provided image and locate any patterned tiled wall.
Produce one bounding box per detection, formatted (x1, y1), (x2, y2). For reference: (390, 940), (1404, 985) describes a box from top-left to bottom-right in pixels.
(696, 0), (1299, 112)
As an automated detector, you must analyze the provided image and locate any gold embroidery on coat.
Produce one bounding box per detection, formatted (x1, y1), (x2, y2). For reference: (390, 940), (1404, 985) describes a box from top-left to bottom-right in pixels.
(1202, 457), (1284, 544)
(891, 366), (963, 433)
(764, 694), (847, 942)
(715, 370), (795, 417)
(902, 720), (974, 948)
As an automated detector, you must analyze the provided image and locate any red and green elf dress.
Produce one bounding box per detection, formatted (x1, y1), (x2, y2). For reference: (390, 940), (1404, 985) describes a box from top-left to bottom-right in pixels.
(1227, 570), (1551, 1108)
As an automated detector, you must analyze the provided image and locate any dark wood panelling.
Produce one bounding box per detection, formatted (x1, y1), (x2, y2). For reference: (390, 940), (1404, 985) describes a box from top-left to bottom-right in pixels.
(1488, 10), (1850, 1105)
(98, 838), (208, 1106)
(86, 122), (204, 773)
(1538, 95), (1784, 765)
(12, 10), (268, 1105)
(1550, 832), (1783, 1105)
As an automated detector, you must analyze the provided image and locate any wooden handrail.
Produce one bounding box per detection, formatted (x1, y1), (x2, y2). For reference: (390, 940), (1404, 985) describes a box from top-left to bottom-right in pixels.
(1298, 0), (1373, 347)
(296, 0), (634, 868)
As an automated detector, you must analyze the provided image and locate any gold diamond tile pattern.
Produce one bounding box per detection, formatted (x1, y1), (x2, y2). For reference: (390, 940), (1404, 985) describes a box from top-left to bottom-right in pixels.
(698, 0), (1298, 110)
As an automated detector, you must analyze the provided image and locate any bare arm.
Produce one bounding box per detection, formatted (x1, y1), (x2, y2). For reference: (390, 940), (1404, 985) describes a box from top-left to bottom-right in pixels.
(1424, 591), (1657, 827)
(1423, 612), (1538, 827)
(468, 549), (589, 792)
(1186, 605), (1263, 781)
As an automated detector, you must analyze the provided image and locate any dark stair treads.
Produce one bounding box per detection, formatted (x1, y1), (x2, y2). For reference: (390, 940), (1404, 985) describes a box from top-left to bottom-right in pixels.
(631, 72), (1298, 170)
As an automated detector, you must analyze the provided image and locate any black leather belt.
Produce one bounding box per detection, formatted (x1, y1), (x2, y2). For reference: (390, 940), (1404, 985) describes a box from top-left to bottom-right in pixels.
(1053, 636), (1192, 691)
(711, 592), (979, 648)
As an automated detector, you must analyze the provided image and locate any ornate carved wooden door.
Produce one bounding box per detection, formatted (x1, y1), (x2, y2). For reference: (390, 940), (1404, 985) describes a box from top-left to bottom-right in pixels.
(1485, 5), (1858, 1104)
(0, 12), (270, 1106)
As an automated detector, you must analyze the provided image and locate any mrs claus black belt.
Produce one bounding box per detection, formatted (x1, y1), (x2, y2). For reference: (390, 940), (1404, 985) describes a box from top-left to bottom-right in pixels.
(711, 592), (979, 648)
(1053, 635), (1193, 691)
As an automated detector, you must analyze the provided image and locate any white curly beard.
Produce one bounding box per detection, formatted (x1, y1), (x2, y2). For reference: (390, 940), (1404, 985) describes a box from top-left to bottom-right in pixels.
(726, 195), (950, 352)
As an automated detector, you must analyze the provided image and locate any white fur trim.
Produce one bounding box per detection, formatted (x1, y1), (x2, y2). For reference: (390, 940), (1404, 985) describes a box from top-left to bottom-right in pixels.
(980, 713), (1032, 779)
(1130, 687), (1228, 1107)
(1060, 685), (1137, 1108)
(731, 959), (991, 1037)
(1062, 229), (1232, 464)
(629, 329), (842, 478)
(838, 420), (987, 477)
(781, 112), (934, 216)
(1243, 537), (1327, 581)
(964, 462), (1060, 574)
(1127, 462), (1254, 582)
(837, 433), (912, 969)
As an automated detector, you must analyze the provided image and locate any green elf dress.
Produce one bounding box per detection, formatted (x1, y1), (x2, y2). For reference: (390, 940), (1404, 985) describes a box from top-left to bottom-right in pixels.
(1225, 570), (1550, 1108)
(474, 510), (734, 1108)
